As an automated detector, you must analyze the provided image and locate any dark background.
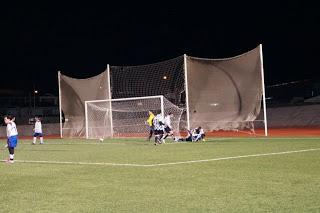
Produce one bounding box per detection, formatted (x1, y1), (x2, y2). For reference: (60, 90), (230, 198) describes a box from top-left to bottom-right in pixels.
(0, 1), (319, 96)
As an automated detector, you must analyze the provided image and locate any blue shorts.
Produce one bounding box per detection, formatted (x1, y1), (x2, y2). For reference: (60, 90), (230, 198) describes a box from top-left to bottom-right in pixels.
(34, 133), (43, 137)
(7, 135), (18, 148)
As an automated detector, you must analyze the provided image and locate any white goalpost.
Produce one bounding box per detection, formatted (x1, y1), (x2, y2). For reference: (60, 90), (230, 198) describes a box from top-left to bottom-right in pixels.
(259, 44), (268, 136)
(85, 95), (183, 139)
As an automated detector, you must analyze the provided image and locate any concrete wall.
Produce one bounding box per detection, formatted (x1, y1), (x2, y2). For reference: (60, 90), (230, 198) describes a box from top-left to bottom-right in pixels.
(256, 104), (320, 128)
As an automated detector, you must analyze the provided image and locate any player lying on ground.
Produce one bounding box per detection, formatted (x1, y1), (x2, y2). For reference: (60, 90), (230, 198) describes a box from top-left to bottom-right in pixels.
(174, 127), (206, 142)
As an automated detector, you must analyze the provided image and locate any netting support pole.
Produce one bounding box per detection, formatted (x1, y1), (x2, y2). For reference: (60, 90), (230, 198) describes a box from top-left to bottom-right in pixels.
(260, 44), (268, 136)
(183, 54), (191, 130)
(85, 101), (89, 139)
(160, 95), (164, 117)
(58, 71), (63, 138)
(107, 64), (114, 138)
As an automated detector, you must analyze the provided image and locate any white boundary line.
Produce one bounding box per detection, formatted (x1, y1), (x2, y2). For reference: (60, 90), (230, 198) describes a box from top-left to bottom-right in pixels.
(2, 148), (319, 167)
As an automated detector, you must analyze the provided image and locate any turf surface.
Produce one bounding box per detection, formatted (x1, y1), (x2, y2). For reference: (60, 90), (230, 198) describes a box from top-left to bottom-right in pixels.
(1, 138), (319, 212)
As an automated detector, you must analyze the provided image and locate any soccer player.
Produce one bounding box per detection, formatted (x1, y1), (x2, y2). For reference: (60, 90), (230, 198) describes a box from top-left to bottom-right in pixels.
(32, 116), (44, 145)
(162, 112), (174, 141)
(192, 126), (206, 142)
(152, 113), (165, 145)
(4, 115), (18, 163)
(174, 127), (205, 142)
(146, 111), (155, 141)
(174, 129), (193, 142)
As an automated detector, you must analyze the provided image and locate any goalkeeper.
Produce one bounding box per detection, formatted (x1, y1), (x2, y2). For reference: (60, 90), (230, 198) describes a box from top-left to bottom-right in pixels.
(146, 111), (155, 141)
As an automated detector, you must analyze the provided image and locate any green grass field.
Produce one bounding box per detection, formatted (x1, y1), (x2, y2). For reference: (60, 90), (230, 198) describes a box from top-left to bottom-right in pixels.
(1, 137), (320, 212)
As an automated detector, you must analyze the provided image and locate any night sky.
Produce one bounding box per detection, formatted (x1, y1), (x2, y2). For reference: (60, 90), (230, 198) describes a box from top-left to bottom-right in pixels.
(0, 1), (319, 95)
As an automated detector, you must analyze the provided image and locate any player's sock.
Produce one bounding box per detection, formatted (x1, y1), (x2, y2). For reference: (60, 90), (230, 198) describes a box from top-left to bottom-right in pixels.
(40, 137), (44, 144)
(33, 137), (36, 144)
(9, 154), (14, 161)
(169, 134), (174, 140)
(154, 135), (159, 144)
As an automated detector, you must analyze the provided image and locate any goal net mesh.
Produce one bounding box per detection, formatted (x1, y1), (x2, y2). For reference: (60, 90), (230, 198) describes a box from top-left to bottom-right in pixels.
(110, 56), (185, 106)
(86, 96), (184, 139)
(59, 71), (110, 137)
(186, 47), (263, 132)
(59, 45), (264, 138)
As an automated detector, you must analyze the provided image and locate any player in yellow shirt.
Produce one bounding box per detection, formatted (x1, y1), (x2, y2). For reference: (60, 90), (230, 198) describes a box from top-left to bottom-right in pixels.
(146, 111), (155, 141)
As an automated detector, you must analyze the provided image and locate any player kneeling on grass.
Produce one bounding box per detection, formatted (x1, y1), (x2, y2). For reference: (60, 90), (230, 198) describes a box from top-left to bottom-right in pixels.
(152, 113), (165, 145)
(4, 115), (18, 163)
(192, 126), (206, 142)
(32, 116), (44, 145)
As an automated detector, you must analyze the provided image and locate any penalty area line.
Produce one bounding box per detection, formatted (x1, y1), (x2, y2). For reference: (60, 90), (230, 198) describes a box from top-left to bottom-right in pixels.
(2, 148), (320, 167)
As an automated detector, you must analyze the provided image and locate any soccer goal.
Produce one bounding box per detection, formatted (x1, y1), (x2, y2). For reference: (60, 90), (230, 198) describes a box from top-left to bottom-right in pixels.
(85, 95), (184, 139)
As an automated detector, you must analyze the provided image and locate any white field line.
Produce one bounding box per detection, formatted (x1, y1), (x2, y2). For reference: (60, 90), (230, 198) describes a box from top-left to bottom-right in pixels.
(20, 137), (320, 144)
(1, 148), (319, 167)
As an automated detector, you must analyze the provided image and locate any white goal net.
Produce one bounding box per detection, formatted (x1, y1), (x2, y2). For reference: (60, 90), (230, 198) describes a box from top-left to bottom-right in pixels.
(85, 95), (184, 139)
(60, 45), (267, 138)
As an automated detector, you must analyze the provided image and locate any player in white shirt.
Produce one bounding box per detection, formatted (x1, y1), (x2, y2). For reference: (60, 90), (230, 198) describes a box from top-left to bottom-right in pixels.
(32, 117), (44, 145)
(152, 113), (165, 145)
(4, 115), (18, 163)
(174, 127), (205, 142)
(162, 112), (174, 141)
(192, 126), (206, 142)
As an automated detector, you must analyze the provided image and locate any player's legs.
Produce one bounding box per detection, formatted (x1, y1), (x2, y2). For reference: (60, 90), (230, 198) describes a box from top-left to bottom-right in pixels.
(39, 133), (44, 144)
(7, 147), (14, 162)
(154, 130), (160, 145)
(147, 126), (154, 141)
(163, 127), (174, 140)
(201, 133), (206, 141)
(194, 134), (202, 142)
(6, 136), (16, 163)
(32, 133), (38, 144)
(154, 130), (164, 145)
(185, 136), (192, 142)
(32, 133), (44, 144)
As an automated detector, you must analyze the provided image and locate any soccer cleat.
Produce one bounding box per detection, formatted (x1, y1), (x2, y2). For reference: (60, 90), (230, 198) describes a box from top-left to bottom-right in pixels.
(5, 159), (14, 164)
